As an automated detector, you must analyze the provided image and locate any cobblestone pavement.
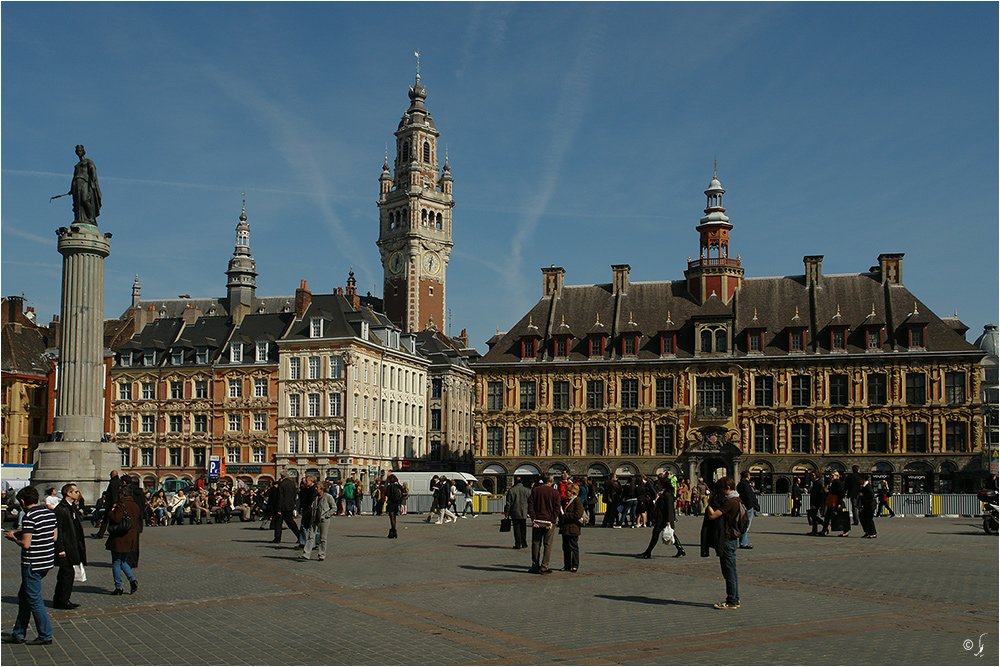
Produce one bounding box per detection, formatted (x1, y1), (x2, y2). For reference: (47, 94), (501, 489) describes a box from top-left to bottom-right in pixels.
(2, 513), (997, 665)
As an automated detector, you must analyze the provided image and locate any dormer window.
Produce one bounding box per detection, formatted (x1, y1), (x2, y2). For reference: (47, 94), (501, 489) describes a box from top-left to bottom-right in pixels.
(144, 350), (156, 366)
(622, 334), (639, 356)
(554, 337), (569, 358)
(589, 335), (605, 357)
(230, 342), (243, 363)
(866, 328), (882, 350)
(697, 324), (731, 354)
(747, 330), (764, 353)
(196, 347), (209, 364)
(360, 321), (369, 340)
(119, 351), (131, 367)
(830, 328), (848, 352)
(788, 329), (805, 352)
(908, 325), (925, 348)
(256, 341), (268, 363)
(659, 333), (676, 356)
(310, 318), (323, 338)
(520, 338), (537, 359)
(171, 349), (183, 365)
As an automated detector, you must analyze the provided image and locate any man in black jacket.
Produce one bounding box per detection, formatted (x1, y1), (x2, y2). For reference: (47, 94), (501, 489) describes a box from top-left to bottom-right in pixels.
(272, 473), (301, 544)
(844, 465), (862, 526)
(807, 471), (826, 534)
(735, 471), (759, 549)
(53, 484), (87, 609)
(296, 476), (317, 547)
(92, 470), (122, 538)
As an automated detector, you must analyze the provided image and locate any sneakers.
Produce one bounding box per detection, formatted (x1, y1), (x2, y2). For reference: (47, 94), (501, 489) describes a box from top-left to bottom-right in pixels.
(713, 601), (740, 610)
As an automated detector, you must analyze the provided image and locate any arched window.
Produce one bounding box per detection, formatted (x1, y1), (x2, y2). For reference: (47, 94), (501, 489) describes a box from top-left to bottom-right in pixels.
(401, 141), (409, 162)
(701, 329), (712, 352)
(421, 209), (427, 225)
(423, 142), (431, 163)
(715, 329), (728, 353)
(436, 213), (442, 230)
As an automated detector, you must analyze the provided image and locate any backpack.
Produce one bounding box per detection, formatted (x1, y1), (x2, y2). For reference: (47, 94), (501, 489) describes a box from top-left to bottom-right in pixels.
(388, 483), (403, 504)
(733, 501), (750, 537)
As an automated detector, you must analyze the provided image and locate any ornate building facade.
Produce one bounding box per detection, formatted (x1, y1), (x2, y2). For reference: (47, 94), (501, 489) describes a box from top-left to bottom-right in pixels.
(106, 72), (477, 490)
(472, 173), (986, 495)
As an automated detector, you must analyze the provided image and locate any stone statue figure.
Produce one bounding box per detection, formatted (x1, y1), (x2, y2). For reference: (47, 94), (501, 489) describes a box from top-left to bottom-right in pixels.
(61, 145), (102, 225)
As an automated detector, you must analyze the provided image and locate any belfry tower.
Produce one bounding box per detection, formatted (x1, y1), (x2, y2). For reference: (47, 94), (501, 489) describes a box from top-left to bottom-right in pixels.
(226, 198), (257, 324)
(376, 67), (454, 332)
(684, 165), (744, 304)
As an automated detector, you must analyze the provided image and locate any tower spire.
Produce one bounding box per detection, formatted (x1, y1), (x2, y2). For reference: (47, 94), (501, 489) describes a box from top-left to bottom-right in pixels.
(226, 197), (258, 321)
(684, 164), (743, 304)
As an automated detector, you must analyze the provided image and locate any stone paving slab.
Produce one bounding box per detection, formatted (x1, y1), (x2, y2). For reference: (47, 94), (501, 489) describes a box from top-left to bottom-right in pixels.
(2, 513), (997, 665)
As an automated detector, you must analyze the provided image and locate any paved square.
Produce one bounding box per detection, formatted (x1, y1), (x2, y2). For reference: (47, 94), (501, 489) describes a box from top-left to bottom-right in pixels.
(2, 513), (997, 665)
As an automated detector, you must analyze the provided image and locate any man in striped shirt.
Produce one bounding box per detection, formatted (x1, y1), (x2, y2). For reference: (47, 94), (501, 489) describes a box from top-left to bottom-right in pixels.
(3, 486), (57, 645)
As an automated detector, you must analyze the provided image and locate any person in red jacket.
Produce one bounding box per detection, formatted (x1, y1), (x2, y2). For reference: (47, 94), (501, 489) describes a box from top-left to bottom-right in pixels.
(527, 477), (561, 574)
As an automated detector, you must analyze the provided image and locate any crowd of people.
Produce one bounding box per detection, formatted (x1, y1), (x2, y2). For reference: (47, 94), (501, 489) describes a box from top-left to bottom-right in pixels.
(10, 460), (940, 646)
(790, 465), (882, 539)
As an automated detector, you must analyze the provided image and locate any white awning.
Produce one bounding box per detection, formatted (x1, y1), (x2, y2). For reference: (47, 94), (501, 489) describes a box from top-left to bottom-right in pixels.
(514, 464), (541, 476)
(482, 464), (507, 474)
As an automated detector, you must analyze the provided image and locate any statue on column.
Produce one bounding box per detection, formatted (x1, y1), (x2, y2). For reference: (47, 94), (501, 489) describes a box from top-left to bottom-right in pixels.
(53, 145), (102, 225)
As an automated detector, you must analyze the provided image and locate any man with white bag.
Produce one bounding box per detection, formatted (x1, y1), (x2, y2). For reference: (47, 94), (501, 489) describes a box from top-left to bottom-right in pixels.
(53, 484), (87, 609)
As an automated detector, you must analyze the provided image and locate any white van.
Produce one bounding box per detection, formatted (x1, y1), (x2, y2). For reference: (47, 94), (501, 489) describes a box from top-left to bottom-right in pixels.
(389, 471), (489, 496)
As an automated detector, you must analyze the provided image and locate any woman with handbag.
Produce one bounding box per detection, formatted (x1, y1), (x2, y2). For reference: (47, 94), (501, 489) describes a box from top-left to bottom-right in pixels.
(105, 486), (139, 596)
(637, 475), (686, 559)
(385, 475), (404, 538)
(821, 472), (848, 536)
(559, 484), (585, 572)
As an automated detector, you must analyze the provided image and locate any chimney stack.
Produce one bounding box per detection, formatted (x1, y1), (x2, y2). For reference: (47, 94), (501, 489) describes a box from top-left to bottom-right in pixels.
(295, 280), (312, 318)
(541, 266), (565, 297)
(804, 255), (823, 287)
(612, 264), (631, 294)
(877, 253), (904, 285)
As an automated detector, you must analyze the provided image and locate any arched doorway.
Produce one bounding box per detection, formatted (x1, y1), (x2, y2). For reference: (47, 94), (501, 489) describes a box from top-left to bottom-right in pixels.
(870, 462), (894, 493)
(748, 462), (774, 494)
(938, 462), (957, 493)
(481, 464), (507, 494)
(514, 463), (541, 486)
(700, 457), (728, 483)
(902, 461), (932, 493)
(587, 463), (610, 483)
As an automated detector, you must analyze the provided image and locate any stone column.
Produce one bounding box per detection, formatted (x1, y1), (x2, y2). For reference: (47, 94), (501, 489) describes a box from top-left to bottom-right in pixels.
(32, 223), (120, 503)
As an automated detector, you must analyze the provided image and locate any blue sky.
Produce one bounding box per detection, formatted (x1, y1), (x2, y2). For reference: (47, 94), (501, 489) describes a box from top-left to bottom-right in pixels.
(2, 2), (997, 351)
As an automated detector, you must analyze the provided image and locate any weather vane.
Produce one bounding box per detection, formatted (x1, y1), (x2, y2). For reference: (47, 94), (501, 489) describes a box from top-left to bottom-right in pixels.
(414, 51), (421, 78)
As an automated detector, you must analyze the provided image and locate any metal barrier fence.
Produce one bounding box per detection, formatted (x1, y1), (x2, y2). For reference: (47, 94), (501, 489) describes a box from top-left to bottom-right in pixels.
(351, 492), (986, 517)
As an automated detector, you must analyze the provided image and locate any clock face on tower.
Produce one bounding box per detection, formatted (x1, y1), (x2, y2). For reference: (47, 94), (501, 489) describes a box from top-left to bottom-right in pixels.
(388, 251), (404, 275)
(424, 251), (440, 275)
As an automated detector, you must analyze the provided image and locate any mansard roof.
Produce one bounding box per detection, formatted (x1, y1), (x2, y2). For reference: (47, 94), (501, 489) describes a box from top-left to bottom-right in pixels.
(282, 293), (384, 342)
(476, 271), (981, 365)
(414, 331), (475, 373)
(1, 322), (51, 378)
(123, 295), (295, 320)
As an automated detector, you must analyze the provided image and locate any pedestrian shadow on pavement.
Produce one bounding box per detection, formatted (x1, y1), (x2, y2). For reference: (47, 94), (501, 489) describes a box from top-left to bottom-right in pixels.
(454, 543), (505, 549)
(458, 564), (528, 573)
(590, 551), (649, 558)
(595, 594), (715, 608)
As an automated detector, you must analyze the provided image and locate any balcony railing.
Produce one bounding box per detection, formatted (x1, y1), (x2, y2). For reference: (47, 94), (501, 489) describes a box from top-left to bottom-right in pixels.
(695, 402), (732, 420)
(687, 257), (741, 269)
